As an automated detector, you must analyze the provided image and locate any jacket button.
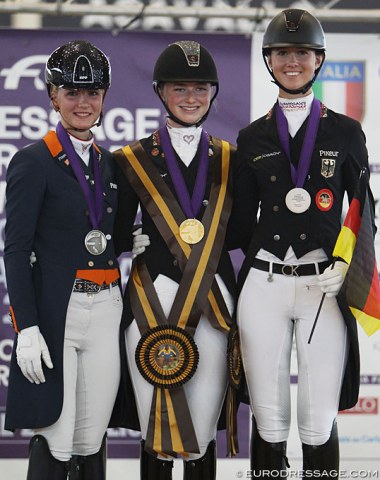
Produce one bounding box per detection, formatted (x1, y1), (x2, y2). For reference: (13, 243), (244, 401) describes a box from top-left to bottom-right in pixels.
(274, 235), (280, 241)
(106, 234), (112, 240)
(273, 205), (279, 212)
(88, 261), (94, 267)
(270, 175), (277, 182)
(173, 259), (178, 266)
(107, 207), (113, 213)
(203, 200), (209, 206)
(108, 260), (114, 266)
(300, 233), (307, 240)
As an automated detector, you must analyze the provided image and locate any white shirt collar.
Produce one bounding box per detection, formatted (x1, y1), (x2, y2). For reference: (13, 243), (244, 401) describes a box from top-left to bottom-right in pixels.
(278, 93), (315, 138)
(166, 123), (203, 167)
(69, 133), (94, 166)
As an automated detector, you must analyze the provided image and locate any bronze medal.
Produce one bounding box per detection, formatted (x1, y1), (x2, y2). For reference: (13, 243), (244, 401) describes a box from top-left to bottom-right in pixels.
(84, 229), (107, 255)
(179, 219), (204, 244)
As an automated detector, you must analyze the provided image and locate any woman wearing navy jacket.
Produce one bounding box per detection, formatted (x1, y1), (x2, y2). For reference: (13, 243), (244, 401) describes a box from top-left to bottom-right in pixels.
(4, 41), (123, 479)
(232, 9), (376, 477)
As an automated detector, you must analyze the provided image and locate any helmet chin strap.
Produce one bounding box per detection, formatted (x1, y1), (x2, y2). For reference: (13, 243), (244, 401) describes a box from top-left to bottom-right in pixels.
(270, 78), (316, 96)
(262, 51), (325, 96)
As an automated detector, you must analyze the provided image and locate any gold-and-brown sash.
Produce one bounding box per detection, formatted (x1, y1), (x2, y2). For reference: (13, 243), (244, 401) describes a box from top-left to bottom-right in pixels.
(116, 138), (233, 333)
(114, 138), (235, 456)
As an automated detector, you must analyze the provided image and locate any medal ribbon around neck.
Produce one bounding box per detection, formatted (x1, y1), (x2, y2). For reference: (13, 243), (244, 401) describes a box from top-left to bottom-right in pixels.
(115, 138), (238, 457)
(56, 122), (104, 230)
(275, 98), (321, 189)
(160, 125), (208, 218)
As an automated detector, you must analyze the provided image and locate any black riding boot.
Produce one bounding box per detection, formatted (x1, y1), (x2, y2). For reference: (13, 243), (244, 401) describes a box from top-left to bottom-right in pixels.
(27, 435), (70, 480)
(140, 441), (173, 480)
(183, 440), (216, 480)
(69, 434), (107, 480)
(302, 420), (339, 479)
(250, 416), (289, 478)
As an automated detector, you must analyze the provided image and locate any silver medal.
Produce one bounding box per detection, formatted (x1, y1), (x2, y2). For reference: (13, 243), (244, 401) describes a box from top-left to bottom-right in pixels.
(285, 188), (311, 214)
(84, 230), (107, 255)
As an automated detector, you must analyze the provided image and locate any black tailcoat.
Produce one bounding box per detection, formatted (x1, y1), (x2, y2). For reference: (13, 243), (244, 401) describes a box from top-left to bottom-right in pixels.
(113, 132), (238, 430)
(230, 106), (376, 411)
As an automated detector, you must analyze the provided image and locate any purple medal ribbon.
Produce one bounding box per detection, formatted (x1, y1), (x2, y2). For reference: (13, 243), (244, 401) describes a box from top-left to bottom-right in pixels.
(275, 98), (321, 188)
(56, 122), (104, 229)
(160, 126), (209, 219)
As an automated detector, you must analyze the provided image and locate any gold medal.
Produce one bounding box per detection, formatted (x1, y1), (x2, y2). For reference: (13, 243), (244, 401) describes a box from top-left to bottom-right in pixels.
(179, 219), (204, 244)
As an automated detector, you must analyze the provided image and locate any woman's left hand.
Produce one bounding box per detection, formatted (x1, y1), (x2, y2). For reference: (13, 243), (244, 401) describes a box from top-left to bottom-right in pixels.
(317, 261), (349, 297)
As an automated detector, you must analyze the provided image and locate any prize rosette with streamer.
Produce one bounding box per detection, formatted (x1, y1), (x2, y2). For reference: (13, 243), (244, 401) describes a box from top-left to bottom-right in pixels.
(227, 325), (242, 389)
(135, 324), (199, 389)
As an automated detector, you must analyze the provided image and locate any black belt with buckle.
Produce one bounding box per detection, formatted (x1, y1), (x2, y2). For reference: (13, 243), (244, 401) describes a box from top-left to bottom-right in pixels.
(252, 258), (330, 277)
(73, 278), (119, 294)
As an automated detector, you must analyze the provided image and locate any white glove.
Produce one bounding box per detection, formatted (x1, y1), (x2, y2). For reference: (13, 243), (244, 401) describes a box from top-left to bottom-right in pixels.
(317, 261), (349, 298)
(132, 228), (150, 258)
(16, 326), (53, 384)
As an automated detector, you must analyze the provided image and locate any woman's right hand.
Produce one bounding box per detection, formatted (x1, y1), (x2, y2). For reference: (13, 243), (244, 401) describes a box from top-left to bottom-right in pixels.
(16, 326), (53, 384)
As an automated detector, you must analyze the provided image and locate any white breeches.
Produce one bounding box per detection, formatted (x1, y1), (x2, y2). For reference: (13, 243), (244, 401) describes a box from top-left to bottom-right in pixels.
(125, 274), (233, 460)
(36, 284), (122, 461)
(237, 268), (348, 446)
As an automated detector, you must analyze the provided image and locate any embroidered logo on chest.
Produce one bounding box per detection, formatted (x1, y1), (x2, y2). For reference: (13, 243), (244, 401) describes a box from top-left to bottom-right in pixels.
(321, 158), (336, 178)
(183, 135), (195, 144)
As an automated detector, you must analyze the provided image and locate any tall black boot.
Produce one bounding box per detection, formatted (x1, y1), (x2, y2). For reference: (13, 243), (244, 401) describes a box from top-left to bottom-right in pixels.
(27, 435), (70, 480)
(140, 440), (173, 480)
(302, 420), (339, 479)
(183, 440), (216, 480)
(251, 416), (289, 478)
(69, 434), (107, 480)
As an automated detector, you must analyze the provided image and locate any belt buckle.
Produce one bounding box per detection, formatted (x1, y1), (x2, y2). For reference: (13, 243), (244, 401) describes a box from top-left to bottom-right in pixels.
(85, 281), (101, 295)
(281, 264), (299, 277)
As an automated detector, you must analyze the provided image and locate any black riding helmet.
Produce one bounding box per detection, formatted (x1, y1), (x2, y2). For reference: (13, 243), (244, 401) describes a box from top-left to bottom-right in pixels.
(262, 9), (326, 95)
(45, 40), (111, 129)
(45, 40), (111, 96)
(153, 41), (219, 127)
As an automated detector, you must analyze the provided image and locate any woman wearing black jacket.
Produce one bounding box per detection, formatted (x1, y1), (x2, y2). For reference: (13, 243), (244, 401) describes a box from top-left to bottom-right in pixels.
(233, 9), (376, 477)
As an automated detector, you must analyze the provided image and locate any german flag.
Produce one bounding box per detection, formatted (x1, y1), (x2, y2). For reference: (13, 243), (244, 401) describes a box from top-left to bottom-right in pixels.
(333, 169), (380, 336)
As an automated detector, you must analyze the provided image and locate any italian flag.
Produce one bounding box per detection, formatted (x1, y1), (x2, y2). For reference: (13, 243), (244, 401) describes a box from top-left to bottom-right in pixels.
(313, 61), (365, 122)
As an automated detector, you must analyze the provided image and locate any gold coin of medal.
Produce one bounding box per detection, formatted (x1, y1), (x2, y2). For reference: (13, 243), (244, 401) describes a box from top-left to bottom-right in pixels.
(179, 219), (205, 244)
(285, 188), (312, 214)
(84, 229), (107, 255)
